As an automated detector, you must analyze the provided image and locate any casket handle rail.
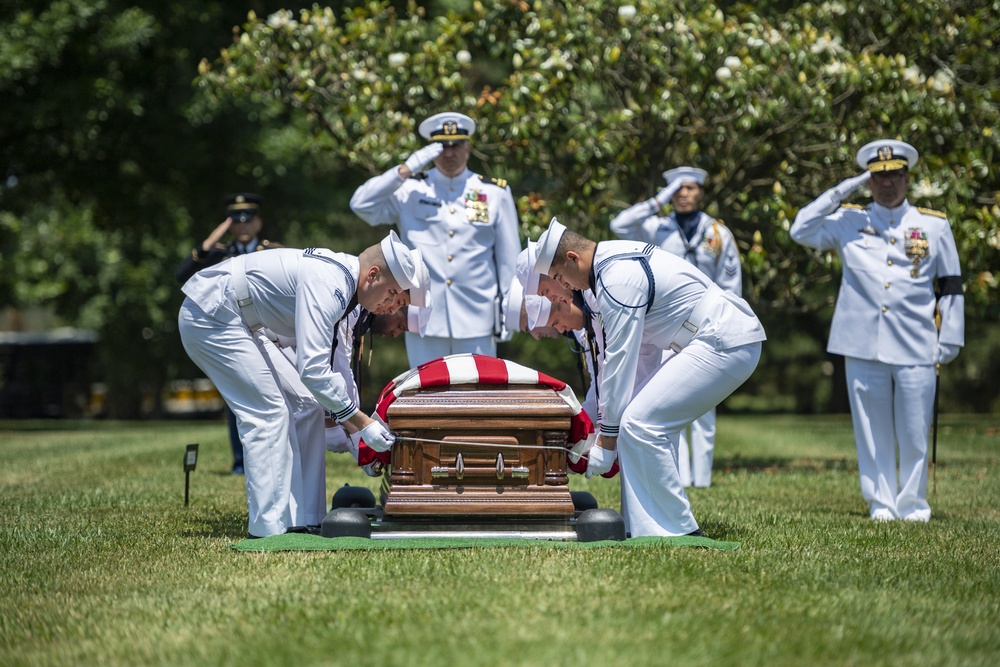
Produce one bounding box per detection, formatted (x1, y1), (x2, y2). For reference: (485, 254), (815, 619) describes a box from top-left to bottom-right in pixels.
(430, 452), (531, 480)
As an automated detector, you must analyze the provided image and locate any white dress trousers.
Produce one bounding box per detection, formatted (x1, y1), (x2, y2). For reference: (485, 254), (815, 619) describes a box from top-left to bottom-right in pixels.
(593, 241), (766, 536)
(792, 196), (964, 520)
(611, 203), (743, 488)
(179, 248), (367, 536)
(178, 299), (326, 536)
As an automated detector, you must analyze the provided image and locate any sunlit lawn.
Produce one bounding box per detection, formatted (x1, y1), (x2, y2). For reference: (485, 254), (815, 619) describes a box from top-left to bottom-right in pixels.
(1, 414), (998, 667)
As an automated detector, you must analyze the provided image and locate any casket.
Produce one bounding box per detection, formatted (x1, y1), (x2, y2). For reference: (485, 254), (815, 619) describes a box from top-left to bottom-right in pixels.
(382, 383), (576, 518)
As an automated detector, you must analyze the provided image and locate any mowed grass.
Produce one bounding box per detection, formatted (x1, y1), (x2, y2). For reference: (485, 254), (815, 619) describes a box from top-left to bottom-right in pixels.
(1, 415), (998, 667)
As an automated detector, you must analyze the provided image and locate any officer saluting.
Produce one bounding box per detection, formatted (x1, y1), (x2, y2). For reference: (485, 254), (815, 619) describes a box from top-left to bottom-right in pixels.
(791, 139), (965, 522)
(176, 193), (280, 283)
(350, 111), (522, 367)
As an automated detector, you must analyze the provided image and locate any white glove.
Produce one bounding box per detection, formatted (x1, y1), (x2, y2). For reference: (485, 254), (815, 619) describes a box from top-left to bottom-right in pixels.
(652, 179), (684, 207)
(404, 143), (444, 174)
(936, 343), (961, 365)
(585, 445), (617, 478)
(359, 420), (395, 453)
(832, 171), (872, 202)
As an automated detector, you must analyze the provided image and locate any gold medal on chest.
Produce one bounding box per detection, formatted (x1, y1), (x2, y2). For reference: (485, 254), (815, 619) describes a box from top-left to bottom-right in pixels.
(904, 227), (930, 261)
(465, 189), (489, 224)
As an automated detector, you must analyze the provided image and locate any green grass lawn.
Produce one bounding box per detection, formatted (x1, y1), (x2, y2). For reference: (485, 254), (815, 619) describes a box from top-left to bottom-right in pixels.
(1, 414), (998, 667)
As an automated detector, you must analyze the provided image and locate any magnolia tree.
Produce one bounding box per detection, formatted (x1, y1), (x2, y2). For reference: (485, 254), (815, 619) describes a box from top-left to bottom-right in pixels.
(197, 0), (999, 318)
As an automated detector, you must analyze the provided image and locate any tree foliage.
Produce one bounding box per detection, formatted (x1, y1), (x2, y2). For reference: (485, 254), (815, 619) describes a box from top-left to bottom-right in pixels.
(0, 1), (295, 416)
(2, 1), (999, 416)
(196, 0), (1000, 319)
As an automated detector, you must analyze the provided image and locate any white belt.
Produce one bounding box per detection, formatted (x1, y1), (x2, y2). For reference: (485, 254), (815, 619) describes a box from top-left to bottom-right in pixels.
(231, 259), (277, 343)
(669, 283), (724, 353)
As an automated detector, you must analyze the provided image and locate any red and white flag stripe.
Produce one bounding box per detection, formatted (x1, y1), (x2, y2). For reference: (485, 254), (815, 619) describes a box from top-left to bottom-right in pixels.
(357, 354), (616, 477)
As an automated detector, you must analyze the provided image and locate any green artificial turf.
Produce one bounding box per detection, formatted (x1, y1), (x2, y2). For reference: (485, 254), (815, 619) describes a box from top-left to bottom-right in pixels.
(1, 415), (998, 667)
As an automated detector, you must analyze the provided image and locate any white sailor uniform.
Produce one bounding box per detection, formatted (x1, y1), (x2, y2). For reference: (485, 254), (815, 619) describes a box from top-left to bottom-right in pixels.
(791, 198), (964, 520)
(350, 167), (521, 366)
(611, 204), (742, 487)
(592, 241), (765, 536)
(178, 247), (366, 537)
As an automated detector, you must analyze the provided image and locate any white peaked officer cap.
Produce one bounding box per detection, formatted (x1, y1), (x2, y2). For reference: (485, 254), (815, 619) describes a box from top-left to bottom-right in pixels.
(525, 294), (552, 330)
(533, 217), (567, 276)
(515, 241), (542, 296)
(662, 166), (708, 185)
(504, 277), (526, 332)
(856, 139), (919, 172)
(418, 112), (477, 144)
(380, 230), (422, 295)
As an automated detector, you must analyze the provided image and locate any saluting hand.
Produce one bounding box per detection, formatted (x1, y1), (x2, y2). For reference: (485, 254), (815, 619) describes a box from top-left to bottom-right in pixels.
(652, 179), (684, 208)
(401, 143), (445, 177)
(201, 217), (233, 252)
(832, 171), (872, 203)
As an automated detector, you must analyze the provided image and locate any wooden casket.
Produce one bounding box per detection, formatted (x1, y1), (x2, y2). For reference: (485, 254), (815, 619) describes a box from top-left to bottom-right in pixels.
(382, 383), (576, 519)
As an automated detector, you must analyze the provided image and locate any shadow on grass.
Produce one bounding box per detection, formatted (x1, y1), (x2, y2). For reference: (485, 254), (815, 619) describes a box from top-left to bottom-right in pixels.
(715, 455), (855, 475)
(181, 508), (248, 540)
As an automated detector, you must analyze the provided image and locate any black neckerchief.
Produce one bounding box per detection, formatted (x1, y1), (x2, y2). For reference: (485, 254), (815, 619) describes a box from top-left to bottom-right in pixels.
(675, 210), (700, 242)
(579, 290), (603, 405)
(351, 309), (375, 394)
(328, 292), (360, 370)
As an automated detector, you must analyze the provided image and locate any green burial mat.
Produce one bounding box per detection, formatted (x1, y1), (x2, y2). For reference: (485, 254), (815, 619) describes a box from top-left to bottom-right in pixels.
(230, 533), (739, 552)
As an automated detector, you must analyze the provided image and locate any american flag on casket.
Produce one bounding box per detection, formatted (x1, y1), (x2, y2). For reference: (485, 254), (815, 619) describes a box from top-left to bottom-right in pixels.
(356, 353), (619, 478)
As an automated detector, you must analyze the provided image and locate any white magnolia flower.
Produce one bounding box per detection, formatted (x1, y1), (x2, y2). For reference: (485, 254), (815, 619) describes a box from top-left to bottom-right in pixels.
(456, 50), (472, 65)
(725, 56), (741, 69)
(930, 69), (954, 93)
(912, 179), (945, 199)
(902, 65), (925, 85)
(267, 9), (296, 29)
(822, 61), (846, 76)
(716, 67), (732, 81)
(388, 52), (408, 68)
(618, 5), (637, 19)
(811, 35), (844, 56)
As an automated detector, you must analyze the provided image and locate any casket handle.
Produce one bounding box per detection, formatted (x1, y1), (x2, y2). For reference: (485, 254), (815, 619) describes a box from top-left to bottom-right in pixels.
(429, 453), (530, 481)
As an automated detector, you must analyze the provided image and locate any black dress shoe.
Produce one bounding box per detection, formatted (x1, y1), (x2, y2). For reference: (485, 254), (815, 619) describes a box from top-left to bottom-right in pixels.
(685, 528), (706, 537)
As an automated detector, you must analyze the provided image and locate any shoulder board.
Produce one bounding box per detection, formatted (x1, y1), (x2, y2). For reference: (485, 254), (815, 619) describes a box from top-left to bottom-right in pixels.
(840, 203), (865, 210)
(917, 207), (948, 219)
(260, 240), (283, 250)
(478, 174), (507, 188)
(213, 242), (229, 250)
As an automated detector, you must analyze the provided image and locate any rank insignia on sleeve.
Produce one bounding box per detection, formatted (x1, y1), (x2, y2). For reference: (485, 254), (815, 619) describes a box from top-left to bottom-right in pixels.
(465, 189), (490, 224)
